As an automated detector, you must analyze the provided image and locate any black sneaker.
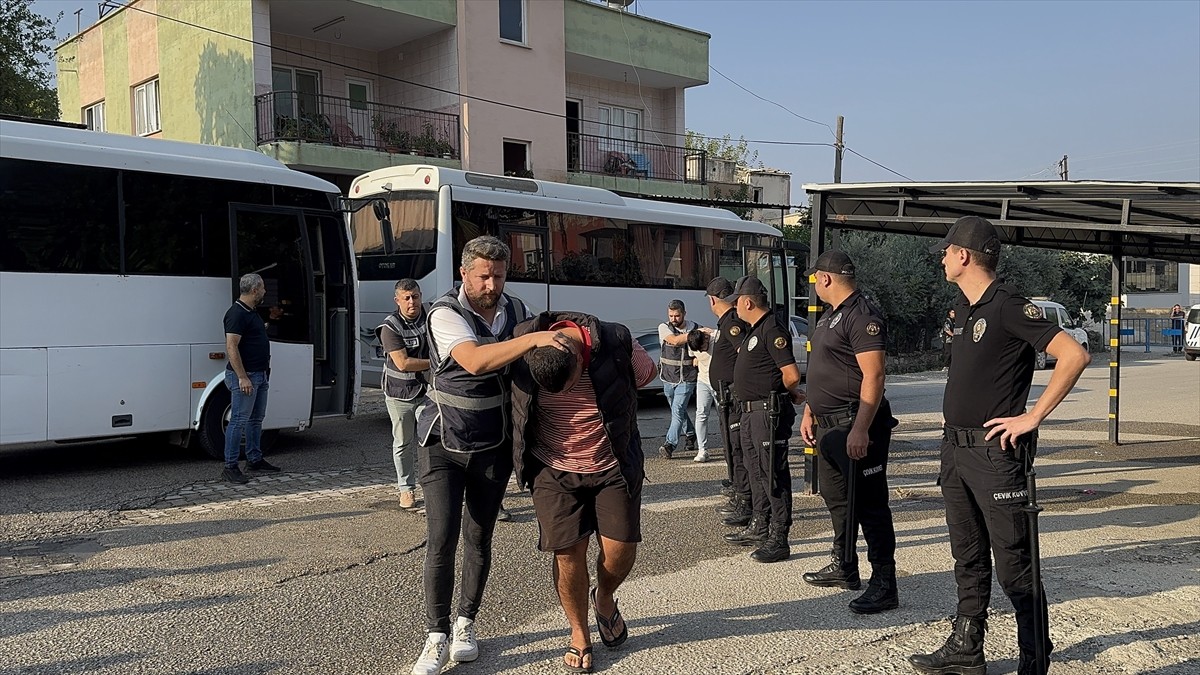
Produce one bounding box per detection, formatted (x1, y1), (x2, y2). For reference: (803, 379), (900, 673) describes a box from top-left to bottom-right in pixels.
(222, 466), (249, 484)
(247, 459), (281, 473)
(659, 443), (675, 459)
(684, 434), (698, 453)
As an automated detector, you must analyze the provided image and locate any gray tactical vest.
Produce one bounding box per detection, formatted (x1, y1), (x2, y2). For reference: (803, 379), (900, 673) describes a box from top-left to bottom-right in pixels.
(417, 288), (529, 452)
(375, 306), (430, 401)
(659, 320), (698, 384)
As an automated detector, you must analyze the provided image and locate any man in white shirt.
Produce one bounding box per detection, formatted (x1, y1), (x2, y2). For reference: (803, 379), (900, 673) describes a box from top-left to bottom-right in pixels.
(410, 236), (565, 675)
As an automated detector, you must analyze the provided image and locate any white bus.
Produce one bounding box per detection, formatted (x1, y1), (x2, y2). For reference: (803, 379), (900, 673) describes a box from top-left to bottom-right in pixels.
(346, 165), (792, 387)
(0, 118), (359, 458)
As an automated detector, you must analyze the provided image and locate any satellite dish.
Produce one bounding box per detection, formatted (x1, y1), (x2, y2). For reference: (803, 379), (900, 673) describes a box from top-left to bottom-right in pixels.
(607, 0), (637, 7)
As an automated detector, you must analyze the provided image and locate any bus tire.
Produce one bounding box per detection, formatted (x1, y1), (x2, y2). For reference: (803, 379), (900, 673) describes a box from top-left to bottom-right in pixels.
(1034, 351), (1048, 370)
(197, 387), (231, 460)
(1187, 353), (1197, 362)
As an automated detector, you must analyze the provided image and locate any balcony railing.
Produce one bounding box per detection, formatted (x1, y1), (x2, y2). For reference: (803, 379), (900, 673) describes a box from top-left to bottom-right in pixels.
(255, 91), (460, 159)
(567, 131), (706, 184)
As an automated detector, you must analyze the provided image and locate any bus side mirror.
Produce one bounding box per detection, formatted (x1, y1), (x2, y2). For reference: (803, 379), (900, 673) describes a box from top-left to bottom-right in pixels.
(372, 199), (390, 222)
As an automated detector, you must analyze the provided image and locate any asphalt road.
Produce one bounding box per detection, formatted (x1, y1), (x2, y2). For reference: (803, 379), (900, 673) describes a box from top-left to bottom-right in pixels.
(1, 352), (1197, 674)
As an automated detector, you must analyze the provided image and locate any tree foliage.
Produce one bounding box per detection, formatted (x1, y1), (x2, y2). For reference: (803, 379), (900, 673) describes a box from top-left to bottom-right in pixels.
(684, 130), (760, 167)
(827, 231), (1114, 353)
(0, 0), (60, 119)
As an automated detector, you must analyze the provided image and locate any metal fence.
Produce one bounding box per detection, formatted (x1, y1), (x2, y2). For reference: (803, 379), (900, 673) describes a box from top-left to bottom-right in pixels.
(1118, 317), (1187, 352)
(567, 131), (705, 184)
(255, 91), (460, 158)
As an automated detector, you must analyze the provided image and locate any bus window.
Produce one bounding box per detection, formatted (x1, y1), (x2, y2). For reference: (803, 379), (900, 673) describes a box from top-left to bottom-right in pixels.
(0, 158), (121, 274)
(234, 208), (311, 344)
(350, 191), (436, 282)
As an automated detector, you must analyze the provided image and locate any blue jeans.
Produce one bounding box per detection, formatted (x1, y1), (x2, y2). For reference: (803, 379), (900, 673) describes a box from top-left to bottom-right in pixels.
(663, 380), (696, 447)
(385, 396), (424, 492)
(224, 369), (269, 468)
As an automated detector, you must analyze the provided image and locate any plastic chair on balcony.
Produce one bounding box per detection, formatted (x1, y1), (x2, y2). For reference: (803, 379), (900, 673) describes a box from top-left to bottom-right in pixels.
(328, 114), (363, 146)
(628, 152), (651, 178)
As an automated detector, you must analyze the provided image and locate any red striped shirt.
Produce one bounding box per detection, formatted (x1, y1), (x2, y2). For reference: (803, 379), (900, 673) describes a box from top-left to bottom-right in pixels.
(532, 334), (656, 474)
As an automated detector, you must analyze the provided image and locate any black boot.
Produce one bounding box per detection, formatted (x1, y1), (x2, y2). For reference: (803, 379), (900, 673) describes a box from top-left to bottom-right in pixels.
(723, 514), (768, 546)
(908, 616), (987, 675)
(1017, 638), (1053, 675)
(802, 553), (861, 590)
(715, 493), (743, 515)
(848, 564), (898, 614)
(750, 523), (790, 563)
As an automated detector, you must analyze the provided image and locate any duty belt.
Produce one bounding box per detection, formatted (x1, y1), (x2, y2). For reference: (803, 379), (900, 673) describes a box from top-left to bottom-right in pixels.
(943, 425), (1003, 448)
(741, 399), (770, 413)
(815, 410), (855, 428)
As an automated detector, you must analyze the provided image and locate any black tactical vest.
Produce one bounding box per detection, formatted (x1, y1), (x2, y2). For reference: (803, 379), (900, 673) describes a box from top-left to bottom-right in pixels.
(375, 306), (430, 401)
(417, 288), (528, 452)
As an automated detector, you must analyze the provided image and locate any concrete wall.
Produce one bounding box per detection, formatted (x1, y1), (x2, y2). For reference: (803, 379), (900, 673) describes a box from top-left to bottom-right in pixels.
(564, 0), (708, 85)
(565, 72), (683, 140)
(456, 0), (567, 181)
(377, 30), (459, 114)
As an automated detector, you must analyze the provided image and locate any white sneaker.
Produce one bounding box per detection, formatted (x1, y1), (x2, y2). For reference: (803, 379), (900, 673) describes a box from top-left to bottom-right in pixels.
(449, 616), (479, 662)
(411, 632), (449, 675)
(693, 451), (709, 463)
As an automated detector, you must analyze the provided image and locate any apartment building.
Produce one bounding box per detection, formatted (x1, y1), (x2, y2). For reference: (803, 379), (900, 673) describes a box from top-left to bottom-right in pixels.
(55, 0), (712, 197)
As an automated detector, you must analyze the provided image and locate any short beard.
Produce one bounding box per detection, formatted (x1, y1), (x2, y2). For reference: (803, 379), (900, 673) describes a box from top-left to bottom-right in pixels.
(468, 291), (499, 310)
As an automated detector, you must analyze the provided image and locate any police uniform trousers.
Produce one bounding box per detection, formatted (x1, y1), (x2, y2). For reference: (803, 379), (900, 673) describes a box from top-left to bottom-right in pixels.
(717, 382), (750, 500)
(813, 400), (897, 568)
(939, 432), (1049, 658)
(738, 404), (795, 527)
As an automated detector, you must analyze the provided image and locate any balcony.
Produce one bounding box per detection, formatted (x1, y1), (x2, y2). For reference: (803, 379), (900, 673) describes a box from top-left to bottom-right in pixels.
(567, 132), (706, 185)
(255, 91), (460, 159)
(565, 0), (709, 89)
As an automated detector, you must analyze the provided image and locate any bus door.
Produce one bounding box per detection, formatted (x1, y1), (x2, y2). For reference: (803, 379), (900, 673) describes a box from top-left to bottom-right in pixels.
(499, 225), (550, 314)
(743, 245), (791, 316)
(305, 212), (357, 418)
(231, 206), (315, 430)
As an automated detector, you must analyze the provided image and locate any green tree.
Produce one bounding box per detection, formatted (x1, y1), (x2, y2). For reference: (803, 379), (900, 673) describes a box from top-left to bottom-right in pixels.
(1053, 252), (1111, 324)
(0, 0), (60, 119)
(684, 130), (760, 166)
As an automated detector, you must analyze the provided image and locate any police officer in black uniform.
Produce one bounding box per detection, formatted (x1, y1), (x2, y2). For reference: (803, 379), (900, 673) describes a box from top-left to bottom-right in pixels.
(909, 217), (1091, 675)
(799, 251), (900, 615)
(705, 277), (754, 526)
(722, 276), (805, 563)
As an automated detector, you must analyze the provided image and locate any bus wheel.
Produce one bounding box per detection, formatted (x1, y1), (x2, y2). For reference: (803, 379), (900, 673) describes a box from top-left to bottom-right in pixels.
(196, 388), (280, 460)
(1188, 353), (1197, 362)
(1035, 351), (1048, 370)
(197, 388), (231, 460)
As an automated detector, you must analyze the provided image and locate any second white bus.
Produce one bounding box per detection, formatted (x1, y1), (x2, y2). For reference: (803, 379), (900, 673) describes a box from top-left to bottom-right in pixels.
(346, 165), (790, 387)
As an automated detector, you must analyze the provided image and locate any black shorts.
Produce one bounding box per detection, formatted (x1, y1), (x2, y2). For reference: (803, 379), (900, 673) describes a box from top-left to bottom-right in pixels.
(530, 463), (642, 552)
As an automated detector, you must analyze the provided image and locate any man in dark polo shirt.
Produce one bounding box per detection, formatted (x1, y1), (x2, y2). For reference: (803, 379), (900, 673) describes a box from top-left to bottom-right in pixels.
(723, 276), (805, 563)
(221, 273), (280, 484)
(799, 251), (899, 615)
(909, 217), (1090, 675)
(705, 277), (753, 526)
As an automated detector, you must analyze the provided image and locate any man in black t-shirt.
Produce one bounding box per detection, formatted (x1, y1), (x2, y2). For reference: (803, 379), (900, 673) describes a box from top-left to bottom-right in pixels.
(909, 217), (1090, 675)
(221, 273), (280, 484)
(724, 276), (805, 564)
(799, 251), (900, 616)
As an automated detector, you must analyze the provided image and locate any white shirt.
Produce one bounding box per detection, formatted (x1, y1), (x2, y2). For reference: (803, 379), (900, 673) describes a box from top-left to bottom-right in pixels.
(428, 285), (528, 365)
(694, 348), (713, 388)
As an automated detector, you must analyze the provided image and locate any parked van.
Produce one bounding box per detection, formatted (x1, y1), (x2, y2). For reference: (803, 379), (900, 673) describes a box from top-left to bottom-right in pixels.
(1185, 304), (1200, 362)
(1032, 299), (1089, 369)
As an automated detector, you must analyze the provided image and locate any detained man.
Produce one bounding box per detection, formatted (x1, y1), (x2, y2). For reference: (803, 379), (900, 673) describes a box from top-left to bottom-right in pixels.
(510, 311), (657, 673)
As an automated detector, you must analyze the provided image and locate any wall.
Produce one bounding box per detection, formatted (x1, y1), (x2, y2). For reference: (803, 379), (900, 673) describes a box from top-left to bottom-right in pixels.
(456, 0), (567, 181)
(377, 30), (459, 114)
(269, 32), (379, 102)
(565, 72), (682, 140)
(158, 0), (257, 147)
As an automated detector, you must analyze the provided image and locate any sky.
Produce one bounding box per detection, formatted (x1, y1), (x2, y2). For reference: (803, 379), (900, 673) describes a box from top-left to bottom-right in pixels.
(32, 0), (1200, 202)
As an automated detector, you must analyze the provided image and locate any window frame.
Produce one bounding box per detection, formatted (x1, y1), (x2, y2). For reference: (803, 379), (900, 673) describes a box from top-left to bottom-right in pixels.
(133, 78), (161, 136)
(498, 0), (527, 45)
(83, 101), (106, 132)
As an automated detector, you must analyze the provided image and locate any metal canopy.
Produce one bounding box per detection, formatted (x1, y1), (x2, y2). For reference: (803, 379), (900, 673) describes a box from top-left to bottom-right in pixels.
(801, 181), (1200, 263)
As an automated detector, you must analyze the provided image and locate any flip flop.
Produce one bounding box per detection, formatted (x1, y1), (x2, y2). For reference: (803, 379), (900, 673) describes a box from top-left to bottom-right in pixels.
(563, 644), (594, 673)
(590, 586), (628, 648)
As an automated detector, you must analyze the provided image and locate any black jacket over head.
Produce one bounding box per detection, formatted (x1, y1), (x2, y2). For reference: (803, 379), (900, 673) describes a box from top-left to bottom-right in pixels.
(511, 311), (644, 495)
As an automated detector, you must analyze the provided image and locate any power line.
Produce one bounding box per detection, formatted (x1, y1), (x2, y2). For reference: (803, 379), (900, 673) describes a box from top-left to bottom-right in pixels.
(708, 65), (837, 139)
(843, 147), (914, 181)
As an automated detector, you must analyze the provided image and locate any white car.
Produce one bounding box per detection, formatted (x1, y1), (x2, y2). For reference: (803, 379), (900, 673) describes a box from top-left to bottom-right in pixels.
(1032, 299), (1089, 369)
(1185, 304), (1200, 362)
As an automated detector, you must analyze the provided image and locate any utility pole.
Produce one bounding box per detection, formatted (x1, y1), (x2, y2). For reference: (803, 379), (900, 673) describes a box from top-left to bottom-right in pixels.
(1058, 154), (1069, 180)
(74, 8), (83, 34)
(833, 115), (844, 183)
